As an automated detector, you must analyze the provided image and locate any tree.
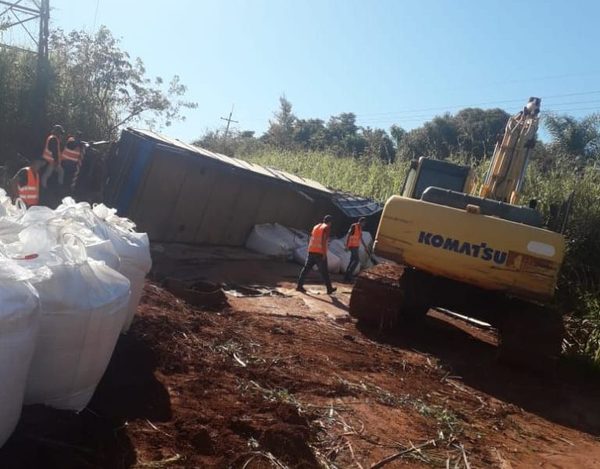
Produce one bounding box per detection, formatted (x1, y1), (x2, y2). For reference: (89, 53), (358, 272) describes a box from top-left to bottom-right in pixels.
(47, 26), (196, 140)
(544, 113), (600, 161)
(264, 95), (296, 147)
(326, 113), (366, 156)
(0, 49), (38, 159)
(453, 108), (509, 159)
(292, 118), (327, 150)
(394, 108), (510, 161)
(362, 127), (395, 163)
(390, 124), (406, 147)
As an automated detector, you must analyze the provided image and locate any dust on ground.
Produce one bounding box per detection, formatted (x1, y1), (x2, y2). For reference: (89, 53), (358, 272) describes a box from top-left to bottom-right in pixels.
(1, 245), (600, 468)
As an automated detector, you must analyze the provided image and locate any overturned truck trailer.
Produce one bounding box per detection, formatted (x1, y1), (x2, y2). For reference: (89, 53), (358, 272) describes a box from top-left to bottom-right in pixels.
(104, 129), (382, 245)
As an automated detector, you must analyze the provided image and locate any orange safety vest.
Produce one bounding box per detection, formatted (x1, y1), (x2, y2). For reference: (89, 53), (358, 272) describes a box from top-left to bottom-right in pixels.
(42, 134), (60, 164)
(308, 223), (328, 255)
(347, 223), (362, 248)
(17, 167), (39, 206)
(61, 136), (83, 163)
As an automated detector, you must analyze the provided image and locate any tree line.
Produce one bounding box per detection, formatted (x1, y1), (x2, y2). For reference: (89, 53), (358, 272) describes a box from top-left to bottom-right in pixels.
(195, 95), (600, 167)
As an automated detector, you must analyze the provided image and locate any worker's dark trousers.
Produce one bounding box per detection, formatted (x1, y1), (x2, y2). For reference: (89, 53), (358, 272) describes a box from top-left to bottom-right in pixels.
(62, 161), (79, 191)
(344, 247), (360, 280)
(297, 253), (333, 291)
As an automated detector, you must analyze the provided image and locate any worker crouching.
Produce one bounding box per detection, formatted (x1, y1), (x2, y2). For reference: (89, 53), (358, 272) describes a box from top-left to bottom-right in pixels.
(296, 215), (337, 295)
(10, 159), (45, 207)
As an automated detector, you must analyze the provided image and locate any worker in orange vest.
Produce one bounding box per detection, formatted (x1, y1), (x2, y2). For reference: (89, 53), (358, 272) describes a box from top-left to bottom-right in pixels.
(344, 217), (367, 282)
(41, 124), (65, 188)
(61, 130), (85, 193)
(10, 159), (45, 207)
(296, 215), (337, 295)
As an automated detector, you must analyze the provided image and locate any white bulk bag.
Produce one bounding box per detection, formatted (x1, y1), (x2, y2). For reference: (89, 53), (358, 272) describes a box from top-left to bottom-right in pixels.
(0, 260), (40, 447)
(246, 224), (296, 258)
(92, 224), (150, 332)
(246, 224), (285, 257)
(16, 222), (121, 271)
(0, 198), (26, 243)
(84, 239), (121, 271)
(21, 241), (130, 411)
(328, 239), (351, 274)
(56, 199), (150, 332)
(92, 203), (137, 233)
(58, 221), (121, 271)
(292, 245), (341, 274)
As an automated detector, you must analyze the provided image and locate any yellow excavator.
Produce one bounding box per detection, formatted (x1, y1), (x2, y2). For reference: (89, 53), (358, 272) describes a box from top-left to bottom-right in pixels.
(350, 98), (566, 367)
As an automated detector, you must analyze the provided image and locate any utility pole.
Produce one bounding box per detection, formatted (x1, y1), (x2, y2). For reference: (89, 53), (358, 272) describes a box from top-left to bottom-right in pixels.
(35, 0), (50, 137)
(220, 105), (238, 139)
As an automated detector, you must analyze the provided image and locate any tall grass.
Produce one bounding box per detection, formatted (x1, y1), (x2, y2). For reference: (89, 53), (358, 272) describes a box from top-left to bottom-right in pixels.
(524, 160), (600, 363)
(240, 149), (408, 202)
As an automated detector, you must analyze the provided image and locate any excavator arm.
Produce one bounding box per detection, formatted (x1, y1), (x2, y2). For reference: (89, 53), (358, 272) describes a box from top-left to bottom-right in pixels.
(479, 97), (541, 204)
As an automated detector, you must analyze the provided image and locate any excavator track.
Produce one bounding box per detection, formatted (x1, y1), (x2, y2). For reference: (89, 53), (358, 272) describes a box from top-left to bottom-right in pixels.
(349, 264), (431, 329)
(349, 264), (405, 328)
(351, 264), (564, 372)
(496, 300), (565, 372)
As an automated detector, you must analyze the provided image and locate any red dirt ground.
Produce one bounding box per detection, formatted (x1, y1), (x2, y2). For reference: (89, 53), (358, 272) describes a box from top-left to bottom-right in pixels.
(1, 249), (600, 468)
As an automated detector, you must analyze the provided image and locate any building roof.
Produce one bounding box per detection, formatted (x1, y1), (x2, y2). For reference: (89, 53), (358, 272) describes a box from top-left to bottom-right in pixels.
(128, 128), (382, 218)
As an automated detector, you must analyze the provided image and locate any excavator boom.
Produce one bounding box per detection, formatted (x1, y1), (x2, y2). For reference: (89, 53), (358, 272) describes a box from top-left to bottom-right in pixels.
(479, 97), (541, 204)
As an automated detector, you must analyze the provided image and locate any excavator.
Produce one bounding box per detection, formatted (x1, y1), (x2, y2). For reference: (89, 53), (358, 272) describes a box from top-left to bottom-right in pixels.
(350, 98), (566, 367)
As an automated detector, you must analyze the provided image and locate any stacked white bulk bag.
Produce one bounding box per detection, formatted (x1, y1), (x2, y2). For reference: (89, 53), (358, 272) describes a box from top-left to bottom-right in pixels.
(17, 221), (121, 271)
(0, 195), (26, 243)
(90, 221), (150, 331)
(57, 199), (151, 332)
(0, 259), (41, 446)
(15, 240), (130, 411)
(92, 203), (136, 232)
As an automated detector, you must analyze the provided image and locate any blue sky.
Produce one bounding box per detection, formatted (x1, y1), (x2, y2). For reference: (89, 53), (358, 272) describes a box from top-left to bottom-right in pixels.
(44, 0), (600, 142)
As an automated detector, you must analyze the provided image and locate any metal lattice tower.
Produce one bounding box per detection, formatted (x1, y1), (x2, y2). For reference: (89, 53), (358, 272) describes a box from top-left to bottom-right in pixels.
(0, 0), (50, 137)
(0, 0), (49, 57)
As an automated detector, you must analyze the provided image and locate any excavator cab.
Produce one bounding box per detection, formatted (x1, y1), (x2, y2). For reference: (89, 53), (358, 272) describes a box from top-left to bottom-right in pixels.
(401, 157), (473, 199)
(403, 157), (545, 228)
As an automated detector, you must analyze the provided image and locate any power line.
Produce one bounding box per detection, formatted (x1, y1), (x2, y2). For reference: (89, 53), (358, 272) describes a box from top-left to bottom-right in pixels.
(543, 106), (600, 114)
(224, 90), (600, 131)
(354, 90), (600, 120)
(228, 89), (600, 125)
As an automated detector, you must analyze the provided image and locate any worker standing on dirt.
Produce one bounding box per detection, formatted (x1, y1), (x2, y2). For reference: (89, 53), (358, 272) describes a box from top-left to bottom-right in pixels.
(41, 124), (65, 189)
(344, 217), (367, 282)
(61, 130), (85, 194)
(296, 215), (337, 295)
(10, 159), (45, 207)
